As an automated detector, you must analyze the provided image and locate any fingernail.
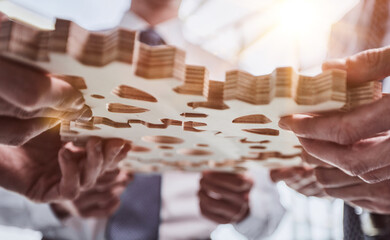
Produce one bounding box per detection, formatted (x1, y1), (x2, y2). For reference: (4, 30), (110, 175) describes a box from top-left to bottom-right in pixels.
(278, 117), (291, 130)
(78, 106), (93, 121)
(72, 97), (85, 111)
(322, 59), (347, 71)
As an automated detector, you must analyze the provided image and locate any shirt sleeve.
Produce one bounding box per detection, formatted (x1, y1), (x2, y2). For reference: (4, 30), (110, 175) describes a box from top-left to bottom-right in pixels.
(0, 187), (62, 230)
(232, 168), (285, 239)
(0, 187), (100, 240)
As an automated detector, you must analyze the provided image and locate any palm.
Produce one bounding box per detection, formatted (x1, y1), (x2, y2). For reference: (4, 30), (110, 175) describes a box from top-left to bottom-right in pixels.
(0, 125), (81, 202)
(18, 125), (68, 202)
(0, 122), (130, 203)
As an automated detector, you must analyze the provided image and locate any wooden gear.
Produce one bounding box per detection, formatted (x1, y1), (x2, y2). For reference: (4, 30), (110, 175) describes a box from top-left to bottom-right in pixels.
(0, 12), (382, 172)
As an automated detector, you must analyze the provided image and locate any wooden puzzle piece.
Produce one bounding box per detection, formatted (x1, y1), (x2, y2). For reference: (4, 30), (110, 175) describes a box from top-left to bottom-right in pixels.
(0, 12), (382, 173)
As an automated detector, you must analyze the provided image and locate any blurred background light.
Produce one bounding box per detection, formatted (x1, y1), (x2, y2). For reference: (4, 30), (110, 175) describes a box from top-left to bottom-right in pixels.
(0, 0), (361, 239)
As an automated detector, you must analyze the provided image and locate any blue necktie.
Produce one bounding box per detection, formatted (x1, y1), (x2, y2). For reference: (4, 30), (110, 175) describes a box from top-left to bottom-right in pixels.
(106, 173), (162, 240)
(343, 203), (364, 240)
(106, 28), (165, 240)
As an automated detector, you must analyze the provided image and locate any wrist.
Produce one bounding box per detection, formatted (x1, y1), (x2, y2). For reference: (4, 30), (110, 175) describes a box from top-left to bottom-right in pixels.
(0, 146), (19, 190)
(50, 203), (71, 221)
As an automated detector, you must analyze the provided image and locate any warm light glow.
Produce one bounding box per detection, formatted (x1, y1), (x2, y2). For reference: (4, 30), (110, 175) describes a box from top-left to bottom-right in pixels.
(278, 0), (319, 36)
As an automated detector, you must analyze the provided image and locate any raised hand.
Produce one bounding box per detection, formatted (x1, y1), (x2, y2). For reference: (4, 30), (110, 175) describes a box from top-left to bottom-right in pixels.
(279, 46), (390, 183)
(51, 169), (132, 219)
(0, 125), (131, 202)
(0, 56), (91, 145)
(198, 171), (253, 224)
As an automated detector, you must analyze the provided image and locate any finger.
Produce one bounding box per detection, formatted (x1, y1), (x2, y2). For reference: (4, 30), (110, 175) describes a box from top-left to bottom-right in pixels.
(298, 137), (390, 176)
(0, 117), (60, 146)
(301, 150), (332, 168)
(54, 143), (86, 200)
(96, 169), (121, 184)
(113, 142), (131, 164)
(269, 167), (308, 183)
(322, 59), (347, 72)
(280, 96), (390, 145)
(291, 181), (324, 197)
(102, 139), (126, 171)
(286, 171), (317, 190)
(0, 56), (84, 112)
(314, 167), (362, 188)
(270, 168), (299, 183)
(79, 197), (121, 218)
(358, 166), (390, 183)
(81, 137), (104, 189)
(95, 170), (132, 191)
(202, 172), (253, 192)
(323, 46), (390, 84)
(348, 200), (390, 214)
(75, 185), (126, 210)
(0, 98), (92, 121)
(200, 178), (248, 205)
(198, 190), (243, 218)
(199, 204), (230, 224)
(323, 183), (371, 201)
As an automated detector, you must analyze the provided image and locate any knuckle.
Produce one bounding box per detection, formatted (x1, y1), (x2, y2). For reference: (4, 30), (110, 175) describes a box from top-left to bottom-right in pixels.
(359, 173), (381, 184)
(342, 159), (369, 176)
(360, 49), (382, 68)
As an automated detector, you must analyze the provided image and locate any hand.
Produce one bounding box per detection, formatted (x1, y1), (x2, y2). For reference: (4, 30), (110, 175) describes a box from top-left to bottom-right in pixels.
(0, 125), (131, 202)
(198, 171), (253, 224)
(270, 166), (326, 198)
(279, 46), (390, 183)
(314, 167), (390, 214)
(51, 169), (132, 219)
(0, 56), (91, 145)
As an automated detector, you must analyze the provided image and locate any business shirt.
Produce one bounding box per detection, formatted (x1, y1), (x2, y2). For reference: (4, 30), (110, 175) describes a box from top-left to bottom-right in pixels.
(0, 11), (285, 240)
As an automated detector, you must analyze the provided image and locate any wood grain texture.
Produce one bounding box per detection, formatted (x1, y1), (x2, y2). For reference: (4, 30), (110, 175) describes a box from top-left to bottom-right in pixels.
(232, 114), (272, 124)
(113, 85), (158, 102)
(1, 10), (381, 173)
(107, 103), (150, 114)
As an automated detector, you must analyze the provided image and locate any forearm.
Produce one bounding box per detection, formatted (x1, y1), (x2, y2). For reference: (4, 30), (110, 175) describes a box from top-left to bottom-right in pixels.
(0, 145), (27, 194)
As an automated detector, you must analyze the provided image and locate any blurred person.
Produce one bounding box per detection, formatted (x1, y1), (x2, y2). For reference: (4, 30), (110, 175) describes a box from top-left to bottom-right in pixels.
(275, 1), (390, 239)
(111, 1), (284, 239)
(0, 0), (285, 239)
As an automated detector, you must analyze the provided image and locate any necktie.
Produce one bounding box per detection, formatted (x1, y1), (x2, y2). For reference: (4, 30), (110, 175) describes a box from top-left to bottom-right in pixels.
(106, 28), (164, 240)
(106, 174), (162, 240)
(343, 203), (364, 240)
(139, 28), (166, 46)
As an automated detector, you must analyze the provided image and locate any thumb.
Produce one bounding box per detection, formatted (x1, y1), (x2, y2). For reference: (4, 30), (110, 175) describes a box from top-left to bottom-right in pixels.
(323, 46), (390, 85)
